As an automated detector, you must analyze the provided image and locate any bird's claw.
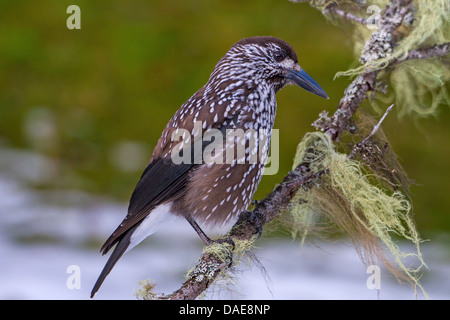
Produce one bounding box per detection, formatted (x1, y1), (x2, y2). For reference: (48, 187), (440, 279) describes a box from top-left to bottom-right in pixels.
(237, 210), (265, 240)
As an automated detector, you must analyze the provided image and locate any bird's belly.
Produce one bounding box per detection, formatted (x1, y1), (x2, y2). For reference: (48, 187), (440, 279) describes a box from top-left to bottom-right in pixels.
(171, 118), (273, 230)
(173, 161), (264, 228)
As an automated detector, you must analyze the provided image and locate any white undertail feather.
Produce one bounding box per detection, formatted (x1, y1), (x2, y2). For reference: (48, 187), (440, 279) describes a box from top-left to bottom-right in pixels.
(127, 202), (177, 252)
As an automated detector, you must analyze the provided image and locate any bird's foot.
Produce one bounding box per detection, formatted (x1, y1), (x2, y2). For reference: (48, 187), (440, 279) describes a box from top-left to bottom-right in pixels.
(237, 210), (265, 240)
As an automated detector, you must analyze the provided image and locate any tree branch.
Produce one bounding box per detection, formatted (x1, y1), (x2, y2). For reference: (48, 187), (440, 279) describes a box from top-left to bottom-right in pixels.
(160, 167), (324, 300)
(395, 42), (450, 64)
(147, 0), (440, 300)
(322, 5), (368, 25)
(320, 0), (412, 141)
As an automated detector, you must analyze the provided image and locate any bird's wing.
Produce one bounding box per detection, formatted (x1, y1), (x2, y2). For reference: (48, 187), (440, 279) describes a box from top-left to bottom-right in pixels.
(100, 158), (192, 254)
(100, 88), (246, 254)
(92, 87), (251, 298)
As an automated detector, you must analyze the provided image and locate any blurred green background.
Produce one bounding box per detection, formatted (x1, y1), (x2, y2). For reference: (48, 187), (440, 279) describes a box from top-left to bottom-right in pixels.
(0, 0), (448, 238)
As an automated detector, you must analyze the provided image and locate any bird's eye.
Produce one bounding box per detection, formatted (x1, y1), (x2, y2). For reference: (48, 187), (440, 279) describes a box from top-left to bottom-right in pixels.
(273, 51), (284, 62)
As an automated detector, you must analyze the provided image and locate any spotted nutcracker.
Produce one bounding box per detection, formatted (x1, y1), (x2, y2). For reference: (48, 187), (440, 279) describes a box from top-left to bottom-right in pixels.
(91, 36), (328, 297)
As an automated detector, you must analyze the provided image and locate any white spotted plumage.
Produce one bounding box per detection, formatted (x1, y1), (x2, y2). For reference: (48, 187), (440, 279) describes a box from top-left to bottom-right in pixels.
(90, 36), (328, 299)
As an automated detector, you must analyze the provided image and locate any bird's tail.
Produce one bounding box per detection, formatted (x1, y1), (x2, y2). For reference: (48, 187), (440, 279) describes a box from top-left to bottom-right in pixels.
(90, 226), (138, 298)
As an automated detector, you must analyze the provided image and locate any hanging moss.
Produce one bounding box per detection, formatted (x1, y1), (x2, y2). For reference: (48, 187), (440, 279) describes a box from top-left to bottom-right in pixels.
(186, 237), (256, 282)
(289, 132), (428, 297)
(134, 279), (160, 300)
(390, 59), (449, 117)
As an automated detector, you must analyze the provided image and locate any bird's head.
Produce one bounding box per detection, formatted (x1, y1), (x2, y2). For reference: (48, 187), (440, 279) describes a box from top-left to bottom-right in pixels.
(212, 36), (328, 99)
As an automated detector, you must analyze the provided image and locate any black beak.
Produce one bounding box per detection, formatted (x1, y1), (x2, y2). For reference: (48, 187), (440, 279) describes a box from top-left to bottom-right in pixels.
(286, 68), (329, 99)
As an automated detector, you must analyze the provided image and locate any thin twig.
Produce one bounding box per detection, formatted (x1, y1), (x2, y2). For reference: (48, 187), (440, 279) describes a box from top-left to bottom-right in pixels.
(347, 104), (394, 159)
(323, 6), (368, 25)
(395, 42), (450, 64)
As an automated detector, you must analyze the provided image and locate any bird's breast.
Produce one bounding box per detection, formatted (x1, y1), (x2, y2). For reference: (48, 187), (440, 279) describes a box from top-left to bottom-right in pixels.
(163, 83), (278, 227)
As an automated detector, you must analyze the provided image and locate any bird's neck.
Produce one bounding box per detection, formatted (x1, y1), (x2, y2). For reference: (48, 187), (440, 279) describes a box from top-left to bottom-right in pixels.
(204, 71), (278, 103)
(204, 78), (277, 114)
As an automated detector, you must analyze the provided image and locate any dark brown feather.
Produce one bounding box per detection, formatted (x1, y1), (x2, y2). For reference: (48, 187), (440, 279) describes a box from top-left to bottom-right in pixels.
(100, 158), (191, 254)
(100, 91), (248, 253)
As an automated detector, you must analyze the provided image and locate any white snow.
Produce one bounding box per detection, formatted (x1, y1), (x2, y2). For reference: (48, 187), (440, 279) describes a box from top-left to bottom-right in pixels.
(0, 169), (448, 300)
